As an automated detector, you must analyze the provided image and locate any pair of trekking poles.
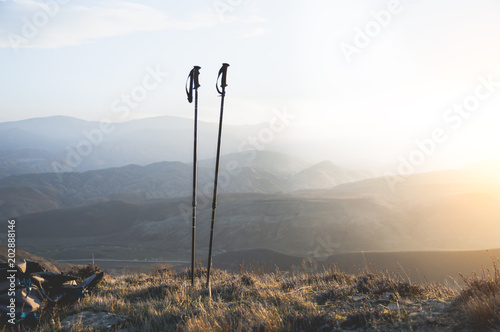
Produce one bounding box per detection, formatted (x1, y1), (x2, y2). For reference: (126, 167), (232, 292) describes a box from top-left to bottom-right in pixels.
(185, 63), (229, 290)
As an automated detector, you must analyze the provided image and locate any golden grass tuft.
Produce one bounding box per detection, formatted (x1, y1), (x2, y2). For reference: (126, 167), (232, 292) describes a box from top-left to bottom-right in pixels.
(454, 255), (500, 329)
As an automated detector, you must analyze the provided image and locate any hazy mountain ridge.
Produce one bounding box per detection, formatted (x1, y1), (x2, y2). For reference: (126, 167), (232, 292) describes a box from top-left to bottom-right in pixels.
(8, 166), (500, 261)
(0, 116), (283, 177)
(0, 151), (368, 220)
(291, 160), (373, 191)
(2, 115), (499, 264)
(197, 151), (311, 179)
(2, 116), (467, 179)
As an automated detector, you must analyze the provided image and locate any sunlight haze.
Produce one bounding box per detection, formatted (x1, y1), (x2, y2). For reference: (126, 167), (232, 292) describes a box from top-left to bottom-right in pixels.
(1, 0), (500, 169)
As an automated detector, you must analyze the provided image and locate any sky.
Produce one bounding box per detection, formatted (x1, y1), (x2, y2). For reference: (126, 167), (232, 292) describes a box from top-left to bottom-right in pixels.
(1, 0), (500, 171)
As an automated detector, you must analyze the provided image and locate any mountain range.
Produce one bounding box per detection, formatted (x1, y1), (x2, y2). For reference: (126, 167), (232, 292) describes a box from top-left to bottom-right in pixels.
(5, 160), (499, 262)
(0, 115), (418, 178)
(1, 116), (499, 269)
(0, 151), (373, 220)
(0, 115), (299, 177)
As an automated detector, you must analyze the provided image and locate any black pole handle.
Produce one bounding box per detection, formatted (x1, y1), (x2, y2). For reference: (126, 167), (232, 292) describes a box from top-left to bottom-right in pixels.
(216, 63), (229, 96)
(186, 66), (201, 103)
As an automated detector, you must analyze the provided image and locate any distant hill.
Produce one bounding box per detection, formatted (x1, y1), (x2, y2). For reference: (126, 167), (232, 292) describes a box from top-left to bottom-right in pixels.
(198, 150), (311, 179)
(211, 249), (304, 272)
(0, 151), (370, 220)
(0, 115), (275, 177)
(0, 116), (100, 153)
(0, 115), (395, 178)
(10, 166), (500, 261)
(290, 160), (373, 191)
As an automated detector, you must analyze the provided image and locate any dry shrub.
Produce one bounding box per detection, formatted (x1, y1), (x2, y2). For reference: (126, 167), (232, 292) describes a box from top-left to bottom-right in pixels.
(241, 274), (255, 287)
(149, 263), (175, 279)
(66, 264), (102, 280)
(455, 257), (500, 329)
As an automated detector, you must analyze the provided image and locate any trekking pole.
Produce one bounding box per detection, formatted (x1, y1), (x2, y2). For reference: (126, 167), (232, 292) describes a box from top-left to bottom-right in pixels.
(206, 63), (230, 290)
(186, 65), (201, 286)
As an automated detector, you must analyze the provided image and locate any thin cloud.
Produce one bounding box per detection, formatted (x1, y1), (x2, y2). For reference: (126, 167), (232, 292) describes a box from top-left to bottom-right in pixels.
(0, 0), (222, 49)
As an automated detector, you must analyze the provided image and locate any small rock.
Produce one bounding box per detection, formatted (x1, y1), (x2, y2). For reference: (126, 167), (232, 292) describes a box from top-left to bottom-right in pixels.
(435, 303), (447, 310)
(382, 292), (396, 300)
(388, 303), (402, 310)
(400, 298), (414, 305)
(409, 312), (425, 317)
(353, 295), (367, 301)
(423, 298), (446, 304)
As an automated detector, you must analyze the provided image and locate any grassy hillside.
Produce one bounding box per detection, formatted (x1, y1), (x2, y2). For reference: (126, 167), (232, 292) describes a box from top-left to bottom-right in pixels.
(8, 259), (500, 331)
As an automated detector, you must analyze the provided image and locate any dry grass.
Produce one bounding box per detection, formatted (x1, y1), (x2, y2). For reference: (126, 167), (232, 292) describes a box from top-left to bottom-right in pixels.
(3, 259), (500, 331)
(454, 256), (500, 330)
(66, 264), (103, 281)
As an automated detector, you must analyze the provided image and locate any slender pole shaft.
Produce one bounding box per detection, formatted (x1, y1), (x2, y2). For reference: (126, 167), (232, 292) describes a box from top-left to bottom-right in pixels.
(186, 65), (200, 286)
(206, 90), (225, 289)
(191, 88), (198, 286)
